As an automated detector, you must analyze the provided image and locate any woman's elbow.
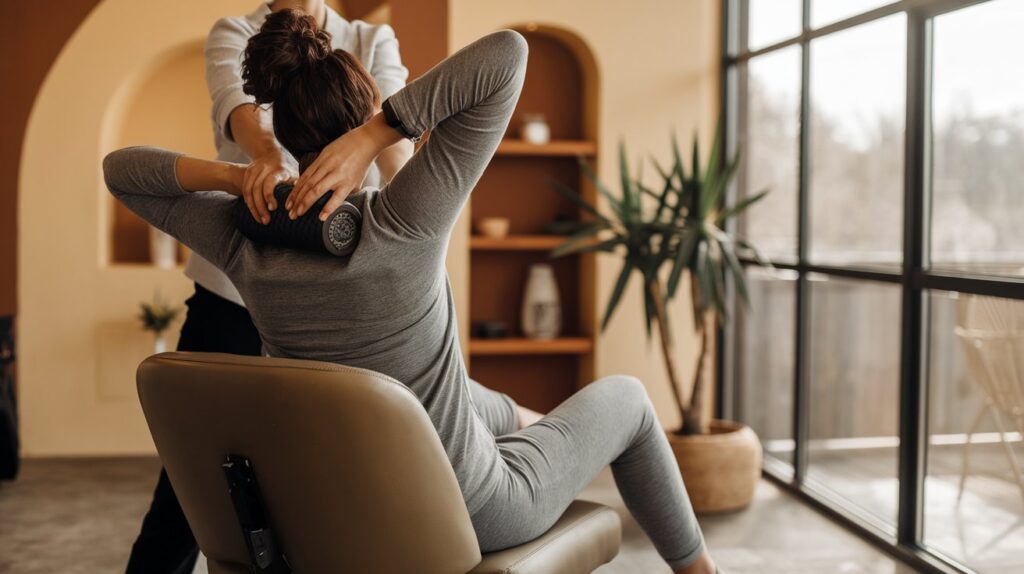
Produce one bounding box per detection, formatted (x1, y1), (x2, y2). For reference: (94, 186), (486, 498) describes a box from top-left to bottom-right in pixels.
(494, 29), (529, 71)
(102, 146), (148, 197)
(102, 149), (129, 197)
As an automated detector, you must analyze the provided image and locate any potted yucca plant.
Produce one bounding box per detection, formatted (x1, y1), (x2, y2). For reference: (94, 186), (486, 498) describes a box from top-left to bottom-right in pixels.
(550, 121), (769, 512)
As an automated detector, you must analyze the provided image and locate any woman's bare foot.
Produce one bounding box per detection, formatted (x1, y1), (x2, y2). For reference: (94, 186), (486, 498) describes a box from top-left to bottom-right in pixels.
(674, 551), (716, 574)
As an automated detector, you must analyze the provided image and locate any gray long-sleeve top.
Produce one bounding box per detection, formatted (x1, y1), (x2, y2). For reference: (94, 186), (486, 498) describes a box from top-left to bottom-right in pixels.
(103, 30), (528, 514)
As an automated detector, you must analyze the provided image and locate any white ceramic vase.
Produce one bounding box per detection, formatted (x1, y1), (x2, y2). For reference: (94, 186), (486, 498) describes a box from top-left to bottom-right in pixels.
(521, 263), (561, 339)
(149, 226), (177, 269)
(153, 332), (167, 354)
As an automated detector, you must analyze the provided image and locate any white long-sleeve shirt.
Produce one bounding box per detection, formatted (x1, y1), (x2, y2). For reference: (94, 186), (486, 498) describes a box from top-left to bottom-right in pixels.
(188, 2), (409, 305)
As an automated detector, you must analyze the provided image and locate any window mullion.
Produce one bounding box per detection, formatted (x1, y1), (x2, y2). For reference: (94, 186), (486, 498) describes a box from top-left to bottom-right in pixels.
(896, 7), (930, 549)
(791, 0), (812, 486)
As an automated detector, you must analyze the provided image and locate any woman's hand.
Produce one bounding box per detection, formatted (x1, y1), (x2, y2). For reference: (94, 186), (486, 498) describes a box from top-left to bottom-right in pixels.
(288, 113), (405, 221)
(242, 149), (294, 224)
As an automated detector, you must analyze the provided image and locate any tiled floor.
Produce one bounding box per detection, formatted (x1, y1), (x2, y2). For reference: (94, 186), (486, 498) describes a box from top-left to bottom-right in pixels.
(0, 458), (917, 573)
(803, 441), (1024, 573)
(586, 469), (918, 574)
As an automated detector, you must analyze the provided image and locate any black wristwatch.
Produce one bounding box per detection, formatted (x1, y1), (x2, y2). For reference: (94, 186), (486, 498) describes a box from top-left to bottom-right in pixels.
(382, 98), (421, 142)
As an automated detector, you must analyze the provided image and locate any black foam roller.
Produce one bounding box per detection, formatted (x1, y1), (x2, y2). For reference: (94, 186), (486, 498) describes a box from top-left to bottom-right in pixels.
(233, 184), (361, 256)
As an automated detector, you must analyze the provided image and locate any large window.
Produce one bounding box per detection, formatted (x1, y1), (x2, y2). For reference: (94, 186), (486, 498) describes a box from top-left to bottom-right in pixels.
(929, 2), (1024, 277)
(725, 1), (1024, 572)
(808, 14), (905, 268)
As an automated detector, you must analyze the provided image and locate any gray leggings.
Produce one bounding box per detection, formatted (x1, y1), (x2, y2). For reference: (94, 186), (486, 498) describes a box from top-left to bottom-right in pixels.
(472, 376), (706, 570)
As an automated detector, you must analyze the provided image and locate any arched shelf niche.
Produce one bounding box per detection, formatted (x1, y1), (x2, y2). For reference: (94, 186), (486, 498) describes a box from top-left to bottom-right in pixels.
(466, 23), (602, 411)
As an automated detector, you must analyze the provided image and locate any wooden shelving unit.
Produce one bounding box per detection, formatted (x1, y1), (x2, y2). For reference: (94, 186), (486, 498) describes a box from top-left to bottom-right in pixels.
(496, 139), (596, 157)
(469, 337), (593, 356)
(467, 27), (598, 412)
(469, 235), (567, 251)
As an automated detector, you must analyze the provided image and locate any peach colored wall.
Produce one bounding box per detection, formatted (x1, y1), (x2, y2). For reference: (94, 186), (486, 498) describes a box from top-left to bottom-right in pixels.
(18, 0), (258, 456)
(448, 0), (721, 429)
(117, 44), (217, 160)
(0, 1), (102, 317)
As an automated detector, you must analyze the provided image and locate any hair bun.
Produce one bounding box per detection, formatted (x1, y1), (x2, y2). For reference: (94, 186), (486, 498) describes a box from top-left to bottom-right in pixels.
(243, 9), (333, 104)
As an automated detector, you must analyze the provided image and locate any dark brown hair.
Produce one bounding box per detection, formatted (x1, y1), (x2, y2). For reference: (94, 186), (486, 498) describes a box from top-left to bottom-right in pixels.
(242, 9), (380, 169)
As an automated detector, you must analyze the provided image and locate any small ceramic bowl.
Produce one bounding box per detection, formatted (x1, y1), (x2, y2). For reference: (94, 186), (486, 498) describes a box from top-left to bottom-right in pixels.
(476, 217), (511, 239)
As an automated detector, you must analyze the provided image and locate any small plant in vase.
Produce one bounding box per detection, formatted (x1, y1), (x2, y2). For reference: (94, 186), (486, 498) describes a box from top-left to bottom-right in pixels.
(139, 292), (181, 354)
(550, 121), (769, 512)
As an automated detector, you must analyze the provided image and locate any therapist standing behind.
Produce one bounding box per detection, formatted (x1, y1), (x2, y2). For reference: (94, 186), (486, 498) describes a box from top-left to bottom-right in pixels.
(125, 2), (411, 572)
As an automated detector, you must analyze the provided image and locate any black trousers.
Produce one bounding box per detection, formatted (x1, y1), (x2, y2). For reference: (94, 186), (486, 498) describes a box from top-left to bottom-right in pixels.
(126, 284), (262, 574)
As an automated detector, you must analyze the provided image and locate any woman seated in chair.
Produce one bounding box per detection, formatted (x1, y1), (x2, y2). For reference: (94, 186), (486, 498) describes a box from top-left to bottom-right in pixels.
(103, 10), (716, 573)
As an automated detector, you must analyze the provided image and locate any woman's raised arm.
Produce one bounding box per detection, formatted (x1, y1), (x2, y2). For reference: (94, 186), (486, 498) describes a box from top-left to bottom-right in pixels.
(102, 146), (247, 271)
(289, 30), (528, 237)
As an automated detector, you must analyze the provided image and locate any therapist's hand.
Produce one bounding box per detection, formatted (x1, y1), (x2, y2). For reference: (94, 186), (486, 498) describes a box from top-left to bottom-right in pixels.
(242, 149), (294, 225)
(288, 112), (404, 221)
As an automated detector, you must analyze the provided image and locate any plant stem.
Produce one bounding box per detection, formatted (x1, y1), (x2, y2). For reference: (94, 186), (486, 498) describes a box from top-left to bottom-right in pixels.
(649, 280), (688, 434)
(681, 312), (710, 435)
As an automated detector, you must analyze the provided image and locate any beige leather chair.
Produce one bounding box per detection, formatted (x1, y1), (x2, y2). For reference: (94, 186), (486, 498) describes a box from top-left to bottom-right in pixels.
(137, 352), (621, 574)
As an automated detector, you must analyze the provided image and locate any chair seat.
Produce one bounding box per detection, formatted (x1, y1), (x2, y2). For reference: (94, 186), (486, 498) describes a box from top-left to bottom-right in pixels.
(469, 500), (622, 574)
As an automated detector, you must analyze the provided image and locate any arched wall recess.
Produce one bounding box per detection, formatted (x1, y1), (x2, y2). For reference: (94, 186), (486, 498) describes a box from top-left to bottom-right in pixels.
(105, 40), (212, 264)
(509, 23), (601, 143)
(18, 0), (255, 456)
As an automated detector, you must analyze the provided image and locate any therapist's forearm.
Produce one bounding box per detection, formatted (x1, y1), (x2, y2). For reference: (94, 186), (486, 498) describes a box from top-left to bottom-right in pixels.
(175, 155), (245, 196)
(375, 139), (414, 183)
(228, 103), (284, 160)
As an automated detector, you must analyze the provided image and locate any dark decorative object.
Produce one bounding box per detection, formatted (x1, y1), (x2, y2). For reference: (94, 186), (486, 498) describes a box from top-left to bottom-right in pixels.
(0, 315), (18, 480)
(542, 214), (586, 236)
(474, 321), (510, 339)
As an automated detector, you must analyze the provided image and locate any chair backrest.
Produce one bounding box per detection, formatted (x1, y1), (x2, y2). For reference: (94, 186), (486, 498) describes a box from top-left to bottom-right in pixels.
(955, 295), (1024, 433)
(137, 352), (482, 574)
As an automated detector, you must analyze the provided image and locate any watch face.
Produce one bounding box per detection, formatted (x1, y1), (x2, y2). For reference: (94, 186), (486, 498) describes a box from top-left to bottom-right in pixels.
(323, 203), (361, 256)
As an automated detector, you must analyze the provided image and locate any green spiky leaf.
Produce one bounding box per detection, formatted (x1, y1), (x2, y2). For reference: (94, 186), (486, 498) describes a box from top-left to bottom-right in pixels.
(547, 178), (613, 226)
(550, 222), (612, 258)
(557, 236), (625, 257)
(737, 238), (769, 265)
(602, 258), (635, 331)
(718, 188), (768, 223)
(667, 226), (698, 298)
(690, 132), (700, 186)
(619, 142), (639, 218)
(579, 159), (628, 222)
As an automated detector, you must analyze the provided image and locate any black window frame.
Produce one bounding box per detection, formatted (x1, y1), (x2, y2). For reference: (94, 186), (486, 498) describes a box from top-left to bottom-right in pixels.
(719, 1), (1024, 573)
